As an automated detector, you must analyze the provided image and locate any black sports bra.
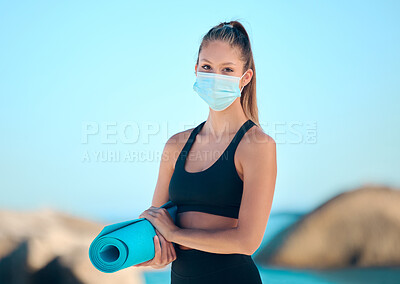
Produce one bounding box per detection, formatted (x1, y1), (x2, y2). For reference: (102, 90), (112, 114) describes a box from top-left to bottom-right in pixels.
(168, 119), (256, 219)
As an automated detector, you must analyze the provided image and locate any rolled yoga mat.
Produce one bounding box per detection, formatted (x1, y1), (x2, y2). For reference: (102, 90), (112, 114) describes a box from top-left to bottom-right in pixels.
(89, 200), (177, 273)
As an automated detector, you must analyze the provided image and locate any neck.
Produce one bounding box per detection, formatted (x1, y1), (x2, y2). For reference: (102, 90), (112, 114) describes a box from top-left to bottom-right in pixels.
(204, 104), (249, 138)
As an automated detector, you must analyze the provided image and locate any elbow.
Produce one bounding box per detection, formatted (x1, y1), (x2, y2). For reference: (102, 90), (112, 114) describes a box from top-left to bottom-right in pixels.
(243, 243), (258, 256)
(238, 231), (261, 255)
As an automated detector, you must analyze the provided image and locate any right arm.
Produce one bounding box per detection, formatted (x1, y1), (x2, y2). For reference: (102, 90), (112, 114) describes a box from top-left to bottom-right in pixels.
(150, 133), (179, 207)
(133, 132), (183, 269)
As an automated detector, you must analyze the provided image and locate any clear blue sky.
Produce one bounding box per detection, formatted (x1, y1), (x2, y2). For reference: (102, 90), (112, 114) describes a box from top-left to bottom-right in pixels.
(1, 1), (399, 223)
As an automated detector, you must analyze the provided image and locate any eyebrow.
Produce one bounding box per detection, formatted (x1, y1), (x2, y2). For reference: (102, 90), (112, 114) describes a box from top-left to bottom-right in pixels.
(201, 59), (236, 66)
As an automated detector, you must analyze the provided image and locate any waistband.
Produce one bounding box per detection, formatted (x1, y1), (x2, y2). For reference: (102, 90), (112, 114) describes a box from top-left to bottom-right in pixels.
(172, 245), (254, 278)
(174, 244), (252, 261)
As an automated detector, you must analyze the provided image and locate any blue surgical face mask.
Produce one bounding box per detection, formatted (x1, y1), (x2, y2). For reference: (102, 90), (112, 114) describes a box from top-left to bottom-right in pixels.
(193, 71), (246, 111)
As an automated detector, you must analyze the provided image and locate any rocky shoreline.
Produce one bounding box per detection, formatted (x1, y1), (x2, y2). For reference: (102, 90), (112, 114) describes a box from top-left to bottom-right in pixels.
(0, 208), (149, 284)
(254, 184), (400, 269)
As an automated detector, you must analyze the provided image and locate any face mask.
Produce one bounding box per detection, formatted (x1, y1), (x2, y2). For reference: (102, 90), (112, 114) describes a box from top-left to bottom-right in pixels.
(193, 71), (246, 111)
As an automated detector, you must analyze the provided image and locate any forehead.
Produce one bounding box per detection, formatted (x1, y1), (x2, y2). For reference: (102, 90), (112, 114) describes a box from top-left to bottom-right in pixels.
(199, 40), (241, 65)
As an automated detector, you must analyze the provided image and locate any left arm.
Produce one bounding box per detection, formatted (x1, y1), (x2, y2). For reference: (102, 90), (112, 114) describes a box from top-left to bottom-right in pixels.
(140, 134), (277, 255)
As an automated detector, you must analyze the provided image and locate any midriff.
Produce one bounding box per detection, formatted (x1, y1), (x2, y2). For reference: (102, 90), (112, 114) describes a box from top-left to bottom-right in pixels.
(175, 211), (239, 250)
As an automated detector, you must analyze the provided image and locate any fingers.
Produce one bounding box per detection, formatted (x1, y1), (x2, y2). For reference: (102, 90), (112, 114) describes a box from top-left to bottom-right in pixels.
(170, 243), (177, 262)
(133, 259), (151, 267)
(138, 206), (156, 218)
(166, 239), (176, 263)
(154, 234), (161, 257)
(154, 231), (165, 265)
(139, 210), (150, 219)
(139, 207), (169, 220)
(133, 234), (176, 268)
(156, 230), (169, 262)
(139, 209), (158, 220)
(156, 229), (176, 264)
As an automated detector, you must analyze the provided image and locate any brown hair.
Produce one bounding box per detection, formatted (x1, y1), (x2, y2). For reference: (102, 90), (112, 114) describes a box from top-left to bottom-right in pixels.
(195, 20), (260, 126)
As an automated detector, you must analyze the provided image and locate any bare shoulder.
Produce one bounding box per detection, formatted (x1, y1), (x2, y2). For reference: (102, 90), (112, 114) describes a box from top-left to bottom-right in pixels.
(151, 126), (197, 207)
(163, 126), (196, 170)
(237, 124), (276, 172)
(240, 124), (276, 153)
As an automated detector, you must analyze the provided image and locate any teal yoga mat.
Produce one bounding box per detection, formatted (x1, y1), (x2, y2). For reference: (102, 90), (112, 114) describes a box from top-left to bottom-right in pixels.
(89, 201), (177, 273)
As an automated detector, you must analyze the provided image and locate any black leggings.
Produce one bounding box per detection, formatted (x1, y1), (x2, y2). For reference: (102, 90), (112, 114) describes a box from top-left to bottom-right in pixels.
(171, 245), (262, 284)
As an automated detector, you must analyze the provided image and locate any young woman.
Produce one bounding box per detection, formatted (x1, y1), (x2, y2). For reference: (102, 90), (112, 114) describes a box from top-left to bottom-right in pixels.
(135, 20), (277, 283)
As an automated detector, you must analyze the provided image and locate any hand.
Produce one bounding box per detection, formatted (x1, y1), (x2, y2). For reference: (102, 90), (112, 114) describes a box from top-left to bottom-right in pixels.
(133, 229), (177, 269)
(138, 206), (180, 242)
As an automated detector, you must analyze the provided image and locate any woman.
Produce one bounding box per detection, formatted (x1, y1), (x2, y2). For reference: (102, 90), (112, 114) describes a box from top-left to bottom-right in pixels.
(135, 20), (277, 283)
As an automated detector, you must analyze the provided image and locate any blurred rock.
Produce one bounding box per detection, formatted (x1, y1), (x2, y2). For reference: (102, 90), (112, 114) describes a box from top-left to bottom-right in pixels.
(254, 184), (400, 269)
(0, 208), (148, 284)
(0, 240), (30, 284)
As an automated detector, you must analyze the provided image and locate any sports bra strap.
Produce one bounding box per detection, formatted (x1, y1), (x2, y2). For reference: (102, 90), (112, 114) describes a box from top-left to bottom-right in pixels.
(178, 121), (206, 162)
(178, 119), (256, 163)
(227, 119), (256, 156)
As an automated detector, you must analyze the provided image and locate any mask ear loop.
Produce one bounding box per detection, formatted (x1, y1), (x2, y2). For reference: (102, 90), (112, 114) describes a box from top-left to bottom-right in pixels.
(239, 71), (247, 93)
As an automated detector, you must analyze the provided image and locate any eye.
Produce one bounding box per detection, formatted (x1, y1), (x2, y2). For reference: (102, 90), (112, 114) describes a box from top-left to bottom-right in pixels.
(200, 65), (234, 72)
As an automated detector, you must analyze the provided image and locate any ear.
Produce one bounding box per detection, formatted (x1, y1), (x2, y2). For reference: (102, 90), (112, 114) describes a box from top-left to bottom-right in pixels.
(242, 69), (254, 87)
